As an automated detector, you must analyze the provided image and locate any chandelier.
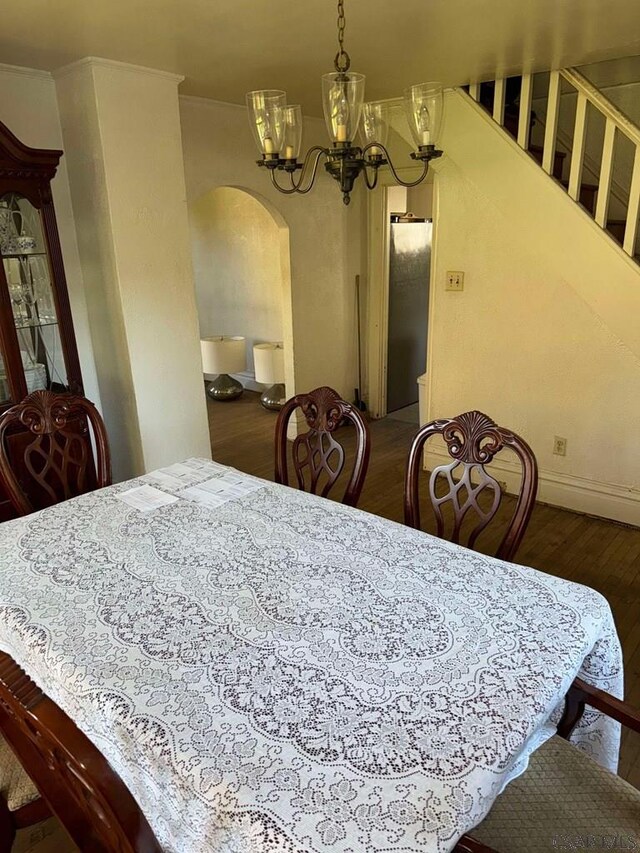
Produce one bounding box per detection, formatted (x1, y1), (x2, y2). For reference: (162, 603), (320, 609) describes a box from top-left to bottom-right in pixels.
(246, 0), (443, 205)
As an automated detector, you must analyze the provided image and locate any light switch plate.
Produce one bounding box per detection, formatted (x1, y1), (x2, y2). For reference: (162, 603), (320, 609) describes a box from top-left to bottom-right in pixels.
(446, 271), (464, 291)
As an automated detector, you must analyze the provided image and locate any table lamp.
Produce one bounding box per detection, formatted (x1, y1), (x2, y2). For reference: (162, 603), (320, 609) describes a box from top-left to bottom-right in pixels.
(200, 336), (246, 401)
(253, 342), (285, 410)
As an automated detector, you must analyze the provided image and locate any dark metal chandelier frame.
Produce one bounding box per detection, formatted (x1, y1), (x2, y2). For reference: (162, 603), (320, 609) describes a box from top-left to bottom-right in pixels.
(247, 0), (443, 205)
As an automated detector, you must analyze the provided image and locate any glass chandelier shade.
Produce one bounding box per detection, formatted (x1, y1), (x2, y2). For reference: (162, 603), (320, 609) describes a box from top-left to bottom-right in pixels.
(283, 105), (303, 160)
(361, 101), (389, 156)
(246, 89), (287, 156)
(321, 72), (365, 144)
(404, 82), (444, 148)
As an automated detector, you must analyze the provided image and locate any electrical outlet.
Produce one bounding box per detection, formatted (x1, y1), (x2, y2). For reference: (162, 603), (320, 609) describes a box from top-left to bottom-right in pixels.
(553, 436), (567, 456)
(446, 271), (464, 291)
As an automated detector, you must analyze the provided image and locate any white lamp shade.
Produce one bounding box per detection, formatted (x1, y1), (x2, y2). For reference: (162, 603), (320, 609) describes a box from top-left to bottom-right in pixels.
(200, 336), (246, 374)
(253, 342), (285, 384)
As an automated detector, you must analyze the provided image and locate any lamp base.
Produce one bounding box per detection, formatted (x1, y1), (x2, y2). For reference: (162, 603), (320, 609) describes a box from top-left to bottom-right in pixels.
(207, 374), (243, 401)
(260, 383), (286, 411)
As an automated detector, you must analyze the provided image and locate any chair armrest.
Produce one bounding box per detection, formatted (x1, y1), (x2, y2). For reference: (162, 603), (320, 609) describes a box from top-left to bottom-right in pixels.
(558, 675), (640, 740)
(454, 835), (498, 852)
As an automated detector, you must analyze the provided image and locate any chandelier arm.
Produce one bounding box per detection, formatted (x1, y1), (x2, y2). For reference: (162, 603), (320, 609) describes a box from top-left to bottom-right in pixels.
(362, 142), (430, 187)
(269, 147), (327, 195)
(292, 147), (327, 194)
(363, 163), (379, 190)
(270, 170), (298, 194)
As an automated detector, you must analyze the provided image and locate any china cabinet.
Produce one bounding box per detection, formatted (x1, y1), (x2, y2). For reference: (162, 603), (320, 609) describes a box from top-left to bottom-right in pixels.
(0, 119), (84, 519)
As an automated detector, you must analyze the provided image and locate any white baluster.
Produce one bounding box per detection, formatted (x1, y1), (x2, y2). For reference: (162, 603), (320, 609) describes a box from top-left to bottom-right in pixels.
(469, 83), (480, 102)
(568, 92), (587, 201)
(517, 74), (533, 149)
(542, 71), (561, 176)
(493, 78), (505, 125)
(623, 145), (640, 256)
(594, 118), (616, 227)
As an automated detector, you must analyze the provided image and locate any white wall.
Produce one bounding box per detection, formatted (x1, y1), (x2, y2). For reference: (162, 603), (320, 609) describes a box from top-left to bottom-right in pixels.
(179, 95), (361, 402)
(407, 90), (640, 524)
(55, 59), (211, 478)
(0, 63), (100, 408)
(191, 186), (284, 377)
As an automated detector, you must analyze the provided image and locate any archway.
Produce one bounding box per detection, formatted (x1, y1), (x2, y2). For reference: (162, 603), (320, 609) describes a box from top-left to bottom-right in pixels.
(190, 185), (295, 403)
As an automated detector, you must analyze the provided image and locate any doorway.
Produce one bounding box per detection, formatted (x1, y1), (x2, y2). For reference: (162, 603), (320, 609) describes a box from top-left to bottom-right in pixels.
(366, 178), (435, 421)
(386, 212), (432, 418)
(189, 186), (295, 446)
(190, 186), (294, 397)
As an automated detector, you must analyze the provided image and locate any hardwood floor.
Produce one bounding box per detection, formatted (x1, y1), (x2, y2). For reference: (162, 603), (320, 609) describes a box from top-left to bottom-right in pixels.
(208, 390), (640, 785)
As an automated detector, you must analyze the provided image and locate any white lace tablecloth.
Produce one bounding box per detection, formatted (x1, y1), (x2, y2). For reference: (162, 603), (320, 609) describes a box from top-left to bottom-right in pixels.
(0, 458), (623, 852)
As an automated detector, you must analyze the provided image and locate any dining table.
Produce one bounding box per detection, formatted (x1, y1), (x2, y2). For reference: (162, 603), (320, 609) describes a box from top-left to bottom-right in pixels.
(0, 457), (623, 852)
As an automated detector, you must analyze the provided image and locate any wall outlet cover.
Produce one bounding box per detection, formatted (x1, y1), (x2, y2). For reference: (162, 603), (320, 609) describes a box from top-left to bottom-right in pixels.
(553, 436), (567, 456)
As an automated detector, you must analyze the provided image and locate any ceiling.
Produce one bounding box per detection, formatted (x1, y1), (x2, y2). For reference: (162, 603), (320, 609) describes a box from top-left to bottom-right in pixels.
(1, 0), (640, 114)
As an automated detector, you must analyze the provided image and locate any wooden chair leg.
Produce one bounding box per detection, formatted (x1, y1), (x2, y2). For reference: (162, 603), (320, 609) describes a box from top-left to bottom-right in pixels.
(13, 797), (50, 829)
(0, 796), (16, 853)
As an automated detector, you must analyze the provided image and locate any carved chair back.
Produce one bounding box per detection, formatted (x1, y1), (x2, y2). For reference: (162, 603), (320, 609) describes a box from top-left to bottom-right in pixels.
(404, 410), (538, 562)
(275, 386), (371, 507)
(0, 390), (111, 516)
(0, 651), (162, 852)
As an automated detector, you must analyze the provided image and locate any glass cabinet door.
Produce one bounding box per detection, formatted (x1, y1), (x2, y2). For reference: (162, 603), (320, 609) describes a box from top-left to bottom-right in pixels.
(0, 192), (69, 400)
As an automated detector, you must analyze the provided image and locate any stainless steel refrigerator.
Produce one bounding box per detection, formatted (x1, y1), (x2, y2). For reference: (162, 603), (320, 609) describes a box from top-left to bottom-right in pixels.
(386, 217), (432, 413)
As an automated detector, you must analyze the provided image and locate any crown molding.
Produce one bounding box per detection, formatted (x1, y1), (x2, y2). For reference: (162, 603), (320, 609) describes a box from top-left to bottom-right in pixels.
(53, 57), (184, 84)
(0, 62), (52, 81)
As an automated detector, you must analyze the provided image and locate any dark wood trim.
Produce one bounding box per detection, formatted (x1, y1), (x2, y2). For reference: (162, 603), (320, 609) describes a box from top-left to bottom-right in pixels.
(275, 385), (371, 507)
(40, 199), (83, 395)
(0, 119), (61, 181)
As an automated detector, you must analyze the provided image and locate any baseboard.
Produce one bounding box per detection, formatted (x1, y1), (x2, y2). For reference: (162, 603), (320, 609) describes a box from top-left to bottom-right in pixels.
(423, 448), (640, 527)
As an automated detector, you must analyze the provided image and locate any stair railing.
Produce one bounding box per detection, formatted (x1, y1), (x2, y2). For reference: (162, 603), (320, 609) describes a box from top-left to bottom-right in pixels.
(468, 69), (640, 260)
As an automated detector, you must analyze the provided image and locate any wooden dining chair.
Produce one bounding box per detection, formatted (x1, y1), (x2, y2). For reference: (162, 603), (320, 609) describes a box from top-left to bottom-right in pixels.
(275, 386), (371, 507)
(404, 410), (538, 562)
(467, 678), (640, 852)
(0, 389), (111, 516)
(0, 651), (162, 853)
(0, 731), (51, 853)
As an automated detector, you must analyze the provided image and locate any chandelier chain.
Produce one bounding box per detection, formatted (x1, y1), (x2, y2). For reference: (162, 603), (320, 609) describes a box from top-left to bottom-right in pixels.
(334, 0), (351, 73)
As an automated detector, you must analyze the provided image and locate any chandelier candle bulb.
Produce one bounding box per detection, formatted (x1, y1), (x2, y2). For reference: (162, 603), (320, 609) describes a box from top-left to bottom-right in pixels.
(336, 124), (347, 143)
(284, 145), (295, 159)
(263, 137), (275, 154)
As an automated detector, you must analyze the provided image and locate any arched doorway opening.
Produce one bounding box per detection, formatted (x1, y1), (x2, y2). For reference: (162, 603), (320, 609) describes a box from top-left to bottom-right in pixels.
(190, 185), (294, 403)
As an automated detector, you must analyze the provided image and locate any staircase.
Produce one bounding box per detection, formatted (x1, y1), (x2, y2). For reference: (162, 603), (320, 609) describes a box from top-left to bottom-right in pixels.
(466, 70), (640, 263)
